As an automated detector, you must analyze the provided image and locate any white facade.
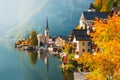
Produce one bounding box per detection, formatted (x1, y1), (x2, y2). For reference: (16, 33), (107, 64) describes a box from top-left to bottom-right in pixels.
(73, 36), (79, 52)
(73, 36), (92, 55)
(37, 34), (45, 46)
(79, 13), (94, 30)
(45, 29), (49, 45)
(80, 13), (86, 29)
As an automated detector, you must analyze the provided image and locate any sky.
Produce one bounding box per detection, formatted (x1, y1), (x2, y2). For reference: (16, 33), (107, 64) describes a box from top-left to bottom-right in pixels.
(0, 0), (34, 36)
(0, 0), (94, 38)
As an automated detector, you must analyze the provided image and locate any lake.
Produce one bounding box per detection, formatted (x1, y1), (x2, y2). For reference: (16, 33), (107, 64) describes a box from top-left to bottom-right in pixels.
(0, 40), (63, 80)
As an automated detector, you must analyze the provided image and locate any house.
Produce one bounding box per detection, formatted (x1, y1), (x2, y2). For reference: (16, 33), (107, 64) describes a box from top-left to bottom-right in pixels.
(79, 3), (120, 32)
(73, 3), (119, 56)
(72, 3), (109, 56)
(55, 36), (71, 47)
(79, 11), (109, 30)
(79, 3), (109, 31)
(71, 29), (92, 56)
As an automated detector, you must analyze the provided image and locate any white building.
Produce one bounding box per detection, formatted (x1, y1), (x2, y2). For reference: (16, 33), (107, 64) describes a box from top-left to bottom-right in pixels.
(37, 34), (45, 46)
(71, 29), (92, 56)
(79, 3), (109, 32)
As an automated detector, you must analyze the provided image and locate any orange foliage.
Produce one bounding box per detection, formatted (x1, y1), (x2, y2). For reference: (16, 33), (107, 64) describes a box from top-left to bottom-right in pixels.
(101, 5), (107, 12)
(74, 15), (120, 80)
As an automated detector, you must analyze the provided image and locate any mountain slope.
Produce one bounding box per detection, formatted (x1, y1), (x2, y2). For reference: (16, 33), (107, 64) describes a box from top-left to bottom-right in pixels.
(0, 0), (94, 40)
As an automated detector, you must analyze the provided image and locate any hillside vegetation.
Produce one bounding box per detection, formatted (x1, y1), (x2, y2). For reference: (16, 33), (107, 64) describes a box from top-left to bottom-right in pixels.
(94, 0), (120, 12)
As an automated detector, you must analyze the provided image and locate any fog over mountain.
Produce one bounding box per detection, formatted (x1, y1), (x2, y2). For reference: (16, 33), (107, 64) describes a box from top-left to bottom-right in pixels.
(0, 0), (94, 40)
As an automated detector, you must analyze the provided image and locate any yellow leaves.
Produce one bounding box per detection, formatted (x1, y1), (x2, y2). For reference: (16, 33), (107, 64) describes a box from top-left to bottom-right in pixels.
(85, 15), (120, 79)
(86, 69), (106, 80)
(64, 15), (120, 79)
(118, 11), (120, 15)
(101, 5), (107, 12)
(61, 64), (74, 71)
(91, 15), (120, 53)
(76, 25), (81, 29)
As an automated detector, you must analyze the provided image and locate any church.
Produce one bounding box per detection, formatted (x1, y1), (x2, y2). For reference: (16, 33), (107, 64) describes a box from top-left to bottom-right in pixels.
(37, 18), (49, 47)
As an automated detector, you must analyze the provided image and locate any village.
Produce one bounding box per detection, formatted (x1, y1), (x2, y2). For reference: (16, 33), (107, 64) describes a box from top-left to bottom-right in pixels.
(14, 3), (120, 80)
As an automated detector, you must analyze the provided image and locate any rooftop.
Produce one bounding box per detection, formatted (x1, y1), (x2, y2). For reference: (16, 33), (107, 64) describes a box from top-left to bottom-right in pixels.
(71, 29), (91, 41)
(82, 12), (109, 20)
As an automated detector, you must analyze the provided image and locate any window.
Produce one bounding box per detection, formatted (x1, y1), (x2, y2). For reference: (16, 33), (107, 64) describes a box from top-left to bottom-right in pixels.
(82, 42), (85, 46)
(88, 42), (91, 46)
(88, 42), (90, 46)
(88, 49), (90, 52)
(82, 49), (85, 52)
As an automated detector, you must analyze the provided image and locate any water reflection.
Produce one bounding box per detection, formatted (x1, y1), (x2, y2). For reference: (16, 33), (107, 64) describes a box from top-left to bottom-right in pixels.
(29, 51), (38, 64)
(26, 50), (49, 68)
(0, 41), (63, 80)
(13, 48), (64, 80)
(26, 50), (49, 80)
(37, 50), (49, 77)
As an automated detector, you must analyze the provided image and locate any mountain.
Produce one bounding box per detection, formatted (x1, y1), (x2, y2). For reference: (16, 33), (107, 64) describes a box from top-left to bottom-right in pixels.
(94, 0), (120, 12)
(0, 0), (94, 40)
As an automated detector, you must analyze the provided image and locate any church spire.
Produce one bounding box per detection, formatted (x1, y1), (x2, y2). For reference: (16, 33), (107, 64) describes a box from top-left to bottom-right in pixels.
(46, 17), (49, 30)
(44, 17), (49, 45)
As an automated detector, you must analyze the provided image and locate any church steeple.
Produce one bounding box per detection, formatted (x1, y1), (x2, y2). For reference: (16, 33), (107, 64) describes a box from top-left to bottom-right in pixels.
(44, 17), (49, 46)
(45, 17), (49, 37)
(46, 17), (49, 30)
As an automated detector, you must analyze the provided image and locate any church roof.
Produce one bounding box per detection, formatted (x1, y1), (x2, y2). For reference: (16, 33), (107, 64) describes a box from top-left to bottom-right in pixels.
(82, 12), (109, 20)
(71, 29), (91, 41)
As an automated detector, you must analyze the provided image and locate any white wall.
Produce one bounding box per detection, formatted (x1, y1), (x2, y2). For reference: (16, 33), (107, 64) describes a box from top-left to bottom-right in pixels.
(79, 41), (91, 55)
(73, 36), (79, 52)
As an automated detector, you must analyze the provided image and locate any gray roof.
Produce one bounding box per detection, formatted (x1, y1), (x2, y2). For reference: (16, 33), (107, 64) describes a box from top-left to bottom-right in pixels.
(59, 36), (71, 41)
(83, 12), (109, 20)
(71, 29), (91, 41)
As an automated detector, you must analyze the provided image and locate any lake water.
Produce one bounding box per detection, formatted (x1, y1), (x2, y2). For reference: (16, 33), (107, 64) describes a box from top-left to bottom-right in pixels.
(0, 40), (63, 80)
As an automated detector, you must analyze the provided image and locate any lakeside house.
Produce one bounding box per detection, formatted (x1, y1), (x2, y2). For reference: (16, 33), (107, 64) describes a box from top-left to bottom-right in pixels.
(79, 3), (109, 33)
(71, 29), (92, 56)
(70, 3), (116, 57)
(79, 3), (120, 32)
(55, 36), (71, 47)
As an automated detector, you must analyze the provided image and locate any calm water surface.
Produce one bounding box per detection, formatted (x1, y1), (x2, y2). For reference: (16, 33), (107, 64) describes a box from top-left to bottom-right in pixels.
(0, 41), (63, 80)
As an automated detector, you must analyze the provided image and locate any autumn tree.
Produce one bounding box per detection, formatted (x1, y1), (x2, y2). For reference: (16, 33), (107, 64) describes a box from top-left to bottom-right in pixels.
(29, 30), (38, 46)
(94, 0), (120, 11)
(76, 25), (81, 29)
(73, 15), (120, 80)
(89, 15), (120, 79)
(63, 43), (73, 54)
